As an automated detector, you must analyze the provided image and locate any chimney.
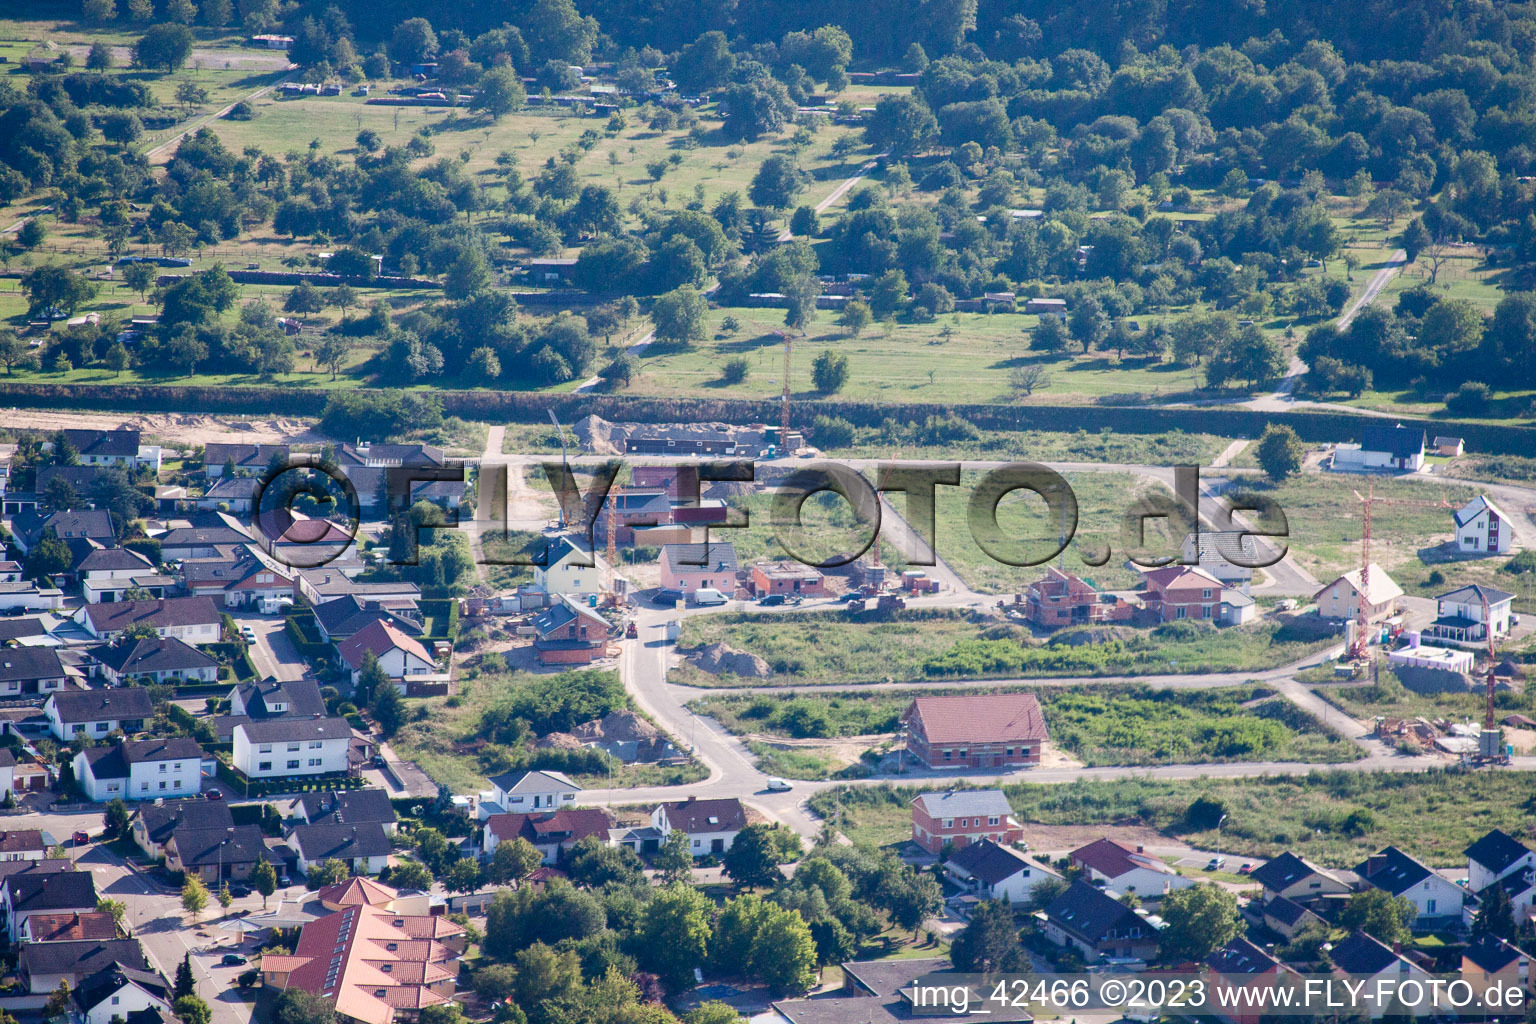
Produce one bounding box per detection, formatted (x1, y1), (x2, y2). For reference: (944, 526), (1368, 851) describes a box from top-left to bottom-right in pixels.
(686, 795), (696, 803)
(1392, 942), (1403, 955)
(1136, 845), (1144, 853)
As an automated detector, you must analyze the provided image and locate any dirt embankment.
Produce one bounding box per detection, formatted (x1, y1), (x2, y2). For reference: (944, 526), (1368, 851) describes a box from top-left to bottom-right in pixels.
(0, 409), (318, 447)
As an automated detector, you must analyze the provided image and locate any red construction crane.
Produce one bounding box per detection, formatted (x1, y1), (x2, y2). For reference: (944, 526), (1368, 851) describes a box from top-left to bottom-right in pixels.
(1348, 484), (1453, 660)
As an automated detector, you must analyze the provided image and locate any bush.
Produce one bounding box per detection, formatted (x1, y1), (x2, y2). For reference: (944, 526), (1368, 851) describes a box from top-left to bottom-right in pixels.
(1445, 381), (1491, 415)
(224, 101), (256, 120)
(809, 414), (855, 448)
(1502, 551), (1536, 575)
(720, 356), (749, 384)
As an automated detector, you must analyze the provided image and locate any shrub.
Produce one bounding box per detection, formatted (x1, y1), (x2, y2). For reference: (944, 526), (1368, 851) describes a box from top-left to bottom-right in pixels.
(1445, 381), (1491, 414)
(720, 356), (749, 384)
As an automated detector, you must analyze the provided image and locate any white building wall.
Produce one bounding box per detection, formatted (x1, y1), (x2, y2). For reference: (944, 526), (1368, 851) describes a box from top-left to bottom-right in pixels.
(233, 731), (350, 777)
(1469, 849), (1536, 893)
(81, 986), (172, 1024)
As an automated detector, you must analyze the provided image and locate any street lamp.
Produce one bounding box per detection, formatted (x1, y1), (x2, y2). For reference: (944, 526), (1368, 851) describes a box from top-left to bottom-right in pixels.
(1215, 813), (1228, 866)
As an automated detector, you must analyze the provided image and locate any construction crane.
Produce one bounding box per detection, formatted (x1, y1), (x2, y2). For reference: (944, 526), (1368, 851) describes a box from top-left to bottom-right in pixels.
(1348, 484), (1453, 660)
(1476, 588), (1509, 763)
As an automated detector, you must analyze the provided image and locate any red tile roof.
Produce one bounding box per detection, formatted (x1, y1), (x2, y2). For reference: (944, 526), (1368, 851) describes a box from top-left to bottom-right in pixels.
(336, 620), (434, 672)
(487, 808), (613, 845)
(904, 693), (1047, 745)
(1070, 837), (1178, 881)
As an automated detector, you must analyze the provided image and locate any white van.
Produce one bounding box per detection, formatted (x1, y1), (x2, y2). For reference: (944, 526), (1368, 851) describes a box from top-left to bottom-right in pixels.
(692, 587), (729, 606)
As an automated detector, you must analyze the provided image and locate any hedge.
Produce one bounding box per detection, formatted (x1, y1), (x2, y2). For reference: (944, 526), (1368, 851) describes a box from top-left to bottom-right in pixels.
(417, 598), (460, 642)
(1, 381), (1531, 456)
(284, 614), (333, 662)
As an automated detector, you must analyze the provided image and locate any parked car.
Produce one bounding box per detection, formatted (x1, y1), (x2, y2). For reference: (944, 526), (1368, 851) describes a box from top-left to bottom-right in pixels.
(759, 594), (787, 606)
(239, 626), (258, 643)
(72, 830), (90, 845)
(229, 885), (251, 898)
(206, 790), (223, 800)
(1238, 863), (1253, 875)
(1206, 856), (1227, 870)
(221, 954), (249, 966)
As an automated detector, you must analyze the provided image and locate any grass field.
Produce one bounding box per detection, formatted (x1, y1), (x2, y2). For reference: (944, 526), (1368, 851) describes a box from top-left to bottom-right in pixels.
(1315, 671), (1536, 726)
(692, 682), (1361, 767)
(387, 667), (703, 792)
(672, 610), (1338, 687)
(1252, 473), (1480, 582)
(811, 769), (1536, 866)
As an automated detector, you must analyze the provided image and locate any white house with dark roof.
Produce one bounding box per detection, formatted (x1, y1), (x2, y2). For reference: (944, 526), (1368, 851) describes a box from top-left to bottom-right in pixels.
(72, 737), (206, 802)
(475, 769), (580, 819)
(1328, 930), (1426, 1017)
(296, 567), (419, 607)
(1466, 829), (1536, 893)
(1248, 851), (1351, 903)
(90, 637), (218, 686)
(534, 536), (607, 598)
(1424, 584), (1515, 647)
(73, 965), (174, 1024)
(944, 839), (1060, 906)
(3, 866), (100, 940)
(1334, 424), (1426, 473)
(75, 597), (222, 644)
(287, 822), (392, 874)
(131, 799), (234, 859)
(0, 647), (67, 698)
(651, 796), (747, 856)
(204, 443), (290, 478)
(232, 718), (352, 778)
(1354, 845), (1465, 924)
(45, 687), (154, 741)
(1454, 495), (1514, 554)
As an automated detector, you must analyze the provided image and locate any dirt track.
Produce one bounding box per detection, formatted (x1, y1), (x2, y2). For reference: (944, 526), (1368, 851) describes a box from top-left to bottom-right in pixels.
(0, 409), (319, 447)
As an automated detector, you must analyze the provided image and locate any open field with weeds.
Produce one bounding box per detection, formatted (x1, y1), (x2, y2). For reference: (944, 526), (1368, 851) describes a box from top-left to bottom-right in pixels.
(813, 769), (1536, 866)
(673, 610), (1338, 688)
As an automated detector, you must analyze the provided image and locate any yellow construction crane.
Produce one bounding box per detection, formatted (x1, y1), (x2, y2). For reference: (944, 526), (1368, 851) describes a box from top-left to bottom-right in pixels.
(1348, 484), (1452, 660)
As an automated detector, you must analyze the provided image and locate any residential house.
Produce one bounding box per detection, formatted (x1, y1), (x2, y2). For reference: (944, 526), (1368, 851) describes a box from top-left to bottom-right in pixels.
(534, 536), (608, 598)
(258, 902), (465, 1024)
(659, 541), (739, 597)
(484, 808), (614, 863)
(1070, 837), (1195, 896)
(288, 822), (392, 875)
(1025, 297), (1068, 314)
(1424, 584), (1515, 647)
(0, 581), (66, 613)
(74, 544), (159, 599)
(531, 594), (611, 666)
(0, 647), (68, 698)
(232, 718), (353, 780)
(312, 595), (424, 643)
(1140, 565), (1230, 623)
(1454, 495), (1513, 555)
(45, 429), (145, 469)
(1261, 895), (1325, 939)
(1354, 845), (1466, 924)
(1329, 930), (1425, 1017)
(1249, 851), (1351, 903)
(651, 796), (747, 857)
(1466, 829), (1536, 893)
(1334, 424), (1427, 473)
(594, 488), (673, 545)
(336, 619), (439, 691)
(476, 769), (580, 819)
(72, 965), (174, 1024)
(12, 509), (115, 554)
(297, 789), (398, 835)
(910, 790), (1023, 855)
(0, 829), (45, 862)
(1473, 869), (1536, 929)
(944, 839), (1060, 906)
(3, 868), (99, 940)
(750, 562), (829, 598)
(73, 737), (206, 802)
(188, 548), (294, 609)
(131, 799), (235, 859)
(90, 638), (218, 686)
(216, 678), (330, 743)
(195, 476), (260, 514)
(18, 910), (117, 943)
(204, 443), (290, 478)
(900, 693), (1048, 770)
(166, 823), (278, 884)
(1461, 934), (1530, 1002)
(296, 568), (419, 607)
(75, 597), (223, 644)
(1314, 565), (1403, 624)
(45, 688), (154, 741)
(1041, 880), (1161, 961)
(334, 442), (448, 513)
(155, 522), (255, 561)
(19, 938), (151, 994)
(771, 957), (1033, 1024)
(1207, 938), (1288, 1024)
(1182, 530), (1262, 595)
(1023, 567), (1135, 627)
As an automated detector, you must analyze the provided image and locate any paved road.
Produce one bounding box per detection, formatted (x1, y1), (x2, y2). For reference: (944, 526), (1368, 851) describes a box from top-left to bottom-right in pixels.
(144, 74), (293, 164)
(230, 610), (305, 681)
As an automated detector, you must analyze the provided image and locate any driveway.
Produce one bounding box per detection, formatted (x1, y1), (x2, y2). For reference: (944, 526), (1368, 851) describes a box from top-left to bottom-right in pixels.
(229, 610), (306, 682)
